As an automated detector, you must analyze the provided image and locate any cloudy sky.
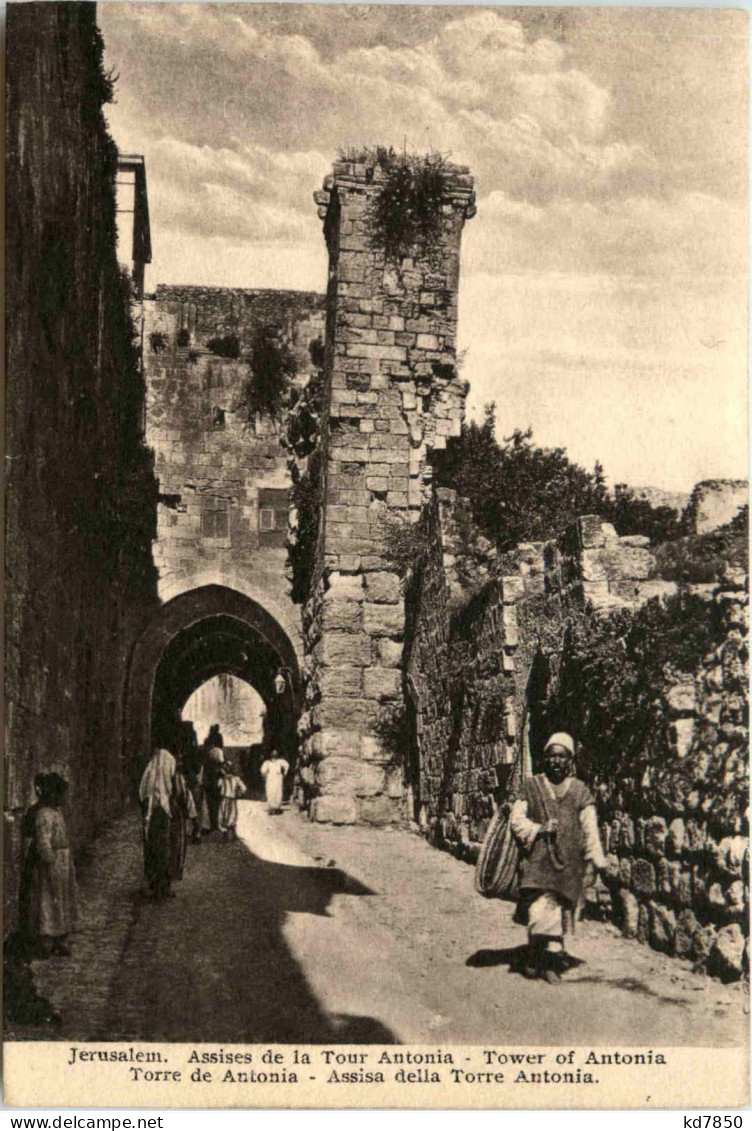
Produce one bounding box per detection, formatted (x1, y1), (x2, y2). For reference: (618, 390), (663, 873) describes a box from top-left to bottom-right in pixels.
(100, 3), (748, 492)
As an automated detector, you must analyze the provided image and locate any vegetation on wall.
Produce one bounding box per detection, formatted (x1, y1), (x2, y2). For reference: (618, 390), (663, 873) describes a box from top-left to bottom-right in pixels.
(288, 449), (323, 605)
(207, 333), (240, 360)
(339, 146), (450, 267)
(381, 517), (431, 580)
(241, 325), (297, 422)
(651, 506), (748, 583)
(285, 340), (326, 603)
(552, 590), (728, 813)
(435, 404), (683, 551)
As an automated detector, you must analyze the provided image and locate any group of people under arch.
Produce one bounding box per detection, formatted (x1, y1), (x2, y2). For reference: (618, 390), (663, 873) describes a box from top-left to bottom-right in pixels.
(138, 725), (290, 901)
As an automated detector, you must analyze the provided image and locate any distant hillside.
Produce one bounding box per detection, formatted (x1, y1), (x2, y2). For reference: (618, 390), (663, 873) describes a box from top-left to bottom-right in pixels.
(628, 485), (690, 515)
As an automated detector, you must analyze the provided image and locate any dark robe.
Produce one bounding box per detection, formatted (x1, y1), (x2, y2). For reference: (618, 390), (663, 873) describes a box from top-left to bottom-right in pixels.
(517, 776), (594, 906)
(18, 802), (41, 937)
(143, 807), (171, 897)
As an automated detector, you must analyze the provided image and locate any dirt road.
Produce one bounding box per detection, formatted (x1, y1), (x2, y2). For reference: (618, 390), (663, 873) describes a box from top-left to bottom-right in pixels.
(19, 801), (747, 1046)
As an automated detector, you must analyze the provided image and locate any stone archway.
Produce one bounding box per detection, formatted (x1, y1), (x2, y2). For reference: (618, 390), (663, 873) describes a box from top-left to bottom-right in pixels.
(124, 585), (301, 784)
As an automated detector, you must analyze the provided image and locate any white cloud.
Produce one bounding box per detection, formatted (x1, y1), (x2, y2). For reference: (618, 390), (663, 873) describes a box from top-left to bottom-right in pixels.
(103, 5), (643, 208)
(465, 189), (747, 278)
(100, 5), (747, 488)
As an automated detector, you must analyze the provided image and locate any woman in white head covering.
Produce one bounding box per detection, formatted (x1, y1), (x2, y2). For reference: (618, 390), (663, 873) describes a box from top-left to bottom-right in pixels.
(509, 733), (606, 983)
(139, 749), (177, 900)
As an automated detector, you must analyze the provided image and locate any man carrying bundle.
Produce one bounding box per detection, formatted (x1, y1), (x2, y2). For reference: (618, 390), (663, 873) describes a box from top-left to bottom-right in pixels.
(509, 733), (606, 984)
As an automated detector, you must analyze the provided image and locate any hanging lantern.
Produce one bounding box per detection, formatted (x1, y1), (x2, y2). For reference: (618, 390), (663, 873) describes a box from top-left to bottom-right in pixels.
(274, 671), (287, 696)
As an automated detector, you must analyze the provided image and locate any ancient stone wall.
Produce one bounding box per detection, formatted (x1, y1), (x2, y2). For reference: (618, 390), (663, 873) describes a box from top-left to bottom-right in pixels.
(143, 286), (325, 653)
(403, 490), (749, 977)
(685, 479), (748, 536)
(5, 3), (159, 928)
(593, 571), (749, 981)
(298, 158), (475, 824)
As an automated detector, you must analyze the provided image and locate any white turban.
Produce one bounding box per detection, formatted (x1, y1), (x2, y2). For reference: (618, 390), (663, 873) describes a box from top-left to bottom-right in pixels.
(544, 732), (575, 756)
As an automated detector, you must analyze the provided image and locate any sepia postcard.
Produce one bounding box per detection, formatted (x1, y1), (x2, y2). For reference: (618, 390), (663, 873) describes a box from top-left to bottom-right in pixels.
(4, 0), (749, 1111)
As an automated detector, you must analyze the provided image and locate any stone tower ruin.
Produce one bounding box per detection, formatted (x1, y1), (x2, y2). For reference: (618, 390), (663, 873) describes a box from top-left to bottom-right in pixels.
(298, 156), (475, 823)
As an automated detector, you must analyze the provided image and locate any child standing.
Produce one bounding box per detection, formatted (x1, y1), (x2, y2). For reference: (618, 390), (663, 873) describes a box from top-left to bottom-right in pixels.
(218, 762), (246, 840)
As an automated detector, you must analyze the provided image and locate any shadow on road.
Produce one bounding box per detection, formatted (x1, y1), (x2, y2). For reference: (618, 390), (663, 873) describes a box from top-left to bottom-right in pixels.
(102, 836), (398, 1044)
(466, 945), (585, 975)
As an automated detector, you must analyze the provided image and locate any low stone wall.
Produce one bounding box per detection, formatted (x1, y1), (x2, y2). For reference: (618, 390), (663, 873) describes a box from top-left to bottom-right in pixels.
(593, 570), (749, 982)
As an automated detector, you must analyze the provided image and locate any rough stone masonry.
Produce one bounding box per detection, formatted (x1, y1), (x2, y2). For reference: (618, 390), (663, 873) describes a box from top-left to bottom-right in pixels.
(298, 157), (476, 824)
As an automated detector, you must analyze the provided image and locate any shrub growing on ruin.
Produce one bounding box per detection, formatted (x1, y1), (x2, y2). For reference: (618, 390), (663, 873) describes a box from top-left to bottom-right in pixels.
(381, 517), (431, 579)
(149, 331), (168, 354)
(287, 449), (322, 605)
(241, 325), (296, 422)
(206, 334), (240, 360)
(651, 506), (748, 582)
(553, 590), (727, 814)
(340, 147), (450, 267)
(285, 339), (327, 603)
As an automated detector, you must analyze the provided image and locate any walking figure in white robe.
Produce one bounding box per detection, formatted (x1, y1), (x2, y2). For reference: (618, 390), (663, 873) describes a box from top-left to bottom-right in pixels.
(260, 751), (289, 814)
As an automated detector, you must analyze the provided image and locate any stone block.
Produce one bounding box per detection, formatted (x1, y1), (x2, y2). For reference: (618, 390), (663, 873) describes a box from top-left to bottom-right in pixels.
(618, 857), (632, 888)
(310, 795), (358, 825)
(631, 858), (656, 897)
(669, 718), (695, 758)
(363, 602), (404, 637)
(313, 697), (380, 730)
(708, 923), (746, 982)
(621, 534), (651, 548)
(667, 818), (686, 858)
(580, 550), (607, 582)
(386, 766), (405, 798)
(502, 604), (518, 646)
(365, 571), (401, 604)
(644, 816), (667, 859)
(358, 795), (399, 826)
(707, 882), (726, 912)
(691, 923), (716, 966)
(601, 545), (654, 581)
(618, 889), (640, 938)
(317, 756), (386, 798)
(675, 909), (699, 958)
(716, 835), (748, 877)
(578, 515), (606, 549)
(376, 639), (403, 668)
(725, 879), (745, 918)
(502, 576), (525, 603)
(603, 854), (620, 883)
(637, 902), (650, 944)
(666, 680), (697, 715)
(615, 815), (636, 853)
(658, 857), (680, 900)
(677, 870), (693, 907)
(648, 901), (676, 954)
(319, 729), (362, 759)
(362, 735), (392, 763)
(320, 634), (372, 667)
(319, 666), (363, 698)
(327, 572), (365, 600)
(322, 597), (363, 632)
(363, 668), (402, 700)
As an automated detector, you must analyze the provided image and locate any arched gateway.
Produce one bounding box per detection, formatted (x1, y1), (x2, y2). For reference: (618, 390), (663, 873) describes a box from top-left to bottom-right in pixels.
(125, 584), (301, 779)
